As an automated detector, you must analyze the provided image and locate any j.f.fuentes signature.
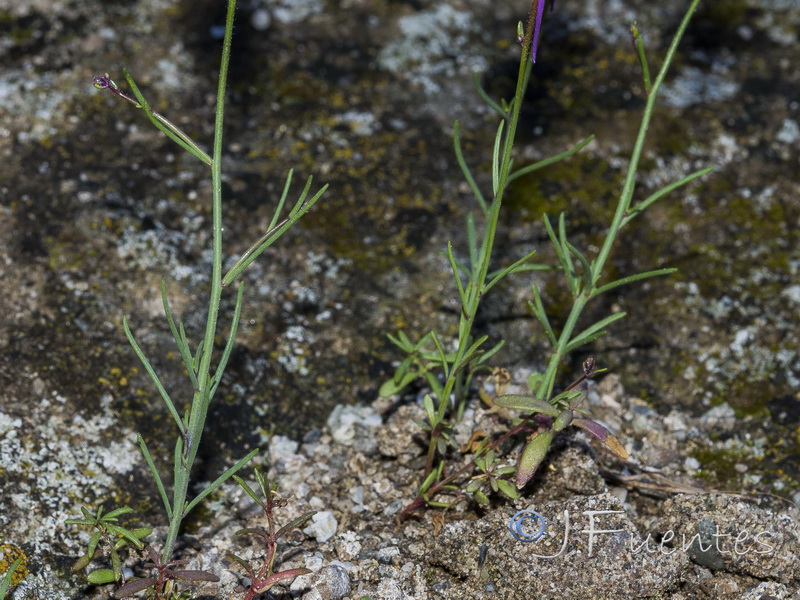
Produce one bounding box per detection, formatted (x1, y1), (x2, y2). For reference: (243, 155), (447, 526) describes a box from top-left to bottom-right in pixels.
(509, 509), (776, 558)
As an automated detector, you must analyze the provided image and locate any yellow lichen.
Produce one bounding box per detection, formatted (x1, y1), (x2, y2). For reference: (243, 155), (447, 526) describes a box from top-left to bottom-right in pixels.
(0, 543), (29, 590)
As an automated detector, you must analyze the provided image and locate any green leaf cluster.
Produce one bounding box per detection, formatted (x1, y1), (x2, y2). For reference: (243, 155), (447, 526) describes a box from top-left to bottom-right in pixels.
(65, 505), (151, 584)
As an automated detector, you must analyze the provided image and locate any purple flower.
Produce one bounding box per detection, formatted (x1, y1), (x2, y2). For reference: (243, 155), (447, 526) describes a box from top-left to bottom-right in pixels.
(530, 0), (556, 63)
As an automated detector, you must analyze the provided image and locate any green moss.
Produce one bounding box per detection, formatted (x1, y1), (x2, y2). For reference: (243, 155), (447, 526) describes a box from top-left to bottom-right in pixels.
(505, 153), (617, 226)
(697, 0), (748, 24)
(690, 445), (754, 486)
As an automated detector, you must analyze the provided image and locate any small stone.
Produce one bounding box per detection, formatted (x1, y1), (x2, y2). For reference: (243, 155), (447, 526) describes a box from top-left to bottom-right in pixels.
(304, 510), (338, 543)
(326, 404), (382, 453)
(776, 118), (799, 144)
(299, 564), (351, 600)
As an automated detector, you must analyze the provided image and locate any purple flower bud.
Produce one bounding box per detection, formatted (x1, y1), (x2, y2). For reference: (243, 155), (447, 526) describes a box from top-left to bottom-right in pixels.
(92, 73), (124, 99)
(92, 73), (112, 90)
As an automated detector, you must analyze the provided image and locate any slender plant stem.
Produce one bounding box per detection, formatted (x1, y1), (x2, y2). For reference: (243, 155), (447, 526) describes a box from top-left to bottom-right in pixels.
(424, 8), (539, 474)
(535, 0), (702, 401)
(162, 0), (236, 563)
(592, 0), (701, 285)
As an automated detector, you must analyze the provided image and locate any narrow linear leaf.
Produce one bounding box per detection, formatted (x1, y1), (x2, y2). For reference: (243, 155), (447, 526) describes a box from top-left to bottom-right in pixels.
(565, 241), (593, 292)
(491, 120), (505, 198)
(476, 340), (504, 365)
(257, 470), (274, 497)
(378, 371), (417, 397)
(419, 469), (438, 494)
(161, 281), (198, 390)
(423, 394), (437, 426)
(565, 312), (627, 353)
(460, 335), (489, 367)
(624, 166), (713, 225)
(444, 246), (470, 280)
(0, 557), (23, 598)
(393, 355), (413, 382)
(429, 331), (450, 380)
(111, 550), (122, 581)
(114, 577), (159, 598)
(209, 282), (245, 401)
(466, 212), (478, 270)
(192, 338), (204, 374)
(593, 268), (677, 296)
(123, 316), (184, 435)
(503, 263), (558, 274)
(232, 474), (265, 508)
(386, 332), (413, 353)
(472, 72), (506, 119)
(483, 248), (537, 294)
(86, 531), (103, 563)
(268, 168), (295, 229)
(222, 180), (327, 286)
(275, 511), (318, 539)
(104, 525), (145, 550)
(528, 285), (557, 347)
(122, 69), (211, 165)
(446, 242), (468, 309)
(542, 214), (568, 271)
(508, 135), (595, 183)
(416, 331), (438, 352)
(398, 330), (415, 348)
(113, 528), (152, 550)
(225, 553), (255, 579)
(289, 173), (317, 216)
(184, 448), (259, 516)
(630, 21), (652, 93)
(102, 507), (133, 520)
(453, 121), (487, 214)
(494, 394), (561, 417)
(424, 371), (445, 402)
(69, 511), (89, 524)
(558, 214), (579, 296)
(172, 570), (219, 583)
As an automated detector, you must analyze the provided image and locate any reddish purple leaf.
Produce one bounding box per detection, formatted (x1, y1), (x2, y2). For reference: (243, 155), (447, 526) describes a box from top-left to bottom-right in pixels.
(572, 418), (629, 458)
(114, 578), (158, 598)
(252, 568), (312, 592)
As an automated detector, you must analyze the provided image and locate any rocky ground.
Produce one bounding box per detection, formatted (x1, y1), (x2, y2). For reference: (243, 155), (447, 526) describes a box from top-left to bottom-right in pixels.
(8, 373), (800, 599)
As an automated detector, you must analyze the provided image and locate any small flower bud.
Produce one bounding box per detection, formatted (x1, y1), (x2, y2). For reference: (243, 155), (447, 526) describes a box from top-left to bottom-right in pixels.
(92, 73), (113, 90)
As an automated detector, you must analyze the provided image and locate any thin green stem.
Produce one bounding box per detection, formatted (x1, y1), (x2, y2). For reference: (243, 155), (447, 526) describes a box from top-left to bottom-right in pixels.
(162, 0), (237, 563)
(592, 0), (701, 287)
(537, 0), (703, 401)
(424, 9), (538, 474)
